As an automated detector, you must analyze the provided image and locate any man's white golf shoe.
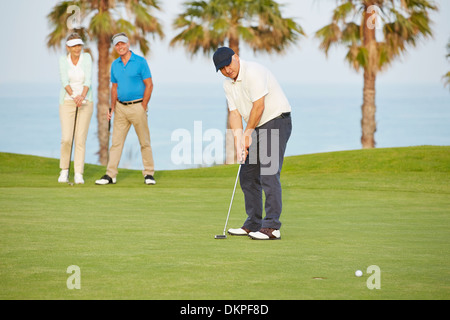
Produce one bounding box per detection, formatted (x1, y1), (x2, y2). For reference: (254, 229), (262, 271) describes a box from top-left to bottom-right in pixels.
(249, 228), (281, 240)
(227, 227), (250, 236)
(228, 227), (281, 240)
(95, 175), (116, 185)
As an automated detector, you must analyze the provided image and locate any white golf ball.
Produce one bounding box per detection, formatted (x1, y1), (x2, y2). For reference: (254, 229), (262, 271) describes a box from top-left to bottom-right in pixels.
(355, 270), (363, 277)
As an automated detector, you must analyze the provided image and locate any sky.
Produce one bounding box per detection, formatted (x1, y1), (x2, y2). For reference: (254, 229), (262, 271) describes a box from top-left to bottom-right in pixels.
(0, 0), (448, 87)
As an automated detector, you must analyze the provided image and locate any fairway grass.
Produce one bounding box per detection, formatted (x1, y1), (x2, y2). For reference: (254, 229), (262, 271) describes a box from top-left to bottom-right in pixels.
(0, 146), (449, 300)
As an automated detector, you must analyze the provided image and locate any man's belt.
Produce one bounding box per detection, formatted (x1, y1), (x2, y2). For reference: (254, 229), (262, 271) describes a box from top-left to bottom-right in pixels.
(274, 112), (291, 120)
(118, 99), (143, 106)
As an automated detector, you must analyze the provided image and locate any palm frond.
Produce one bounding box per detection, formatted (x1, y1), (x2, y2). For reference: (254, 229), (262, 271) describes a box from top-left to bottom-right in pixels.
(341, 22), (360, 44)
(89, 10), (115, 37)
(316, 23), (342, 56)
(129, 1), (164, 38)
(317, 0), (438, 73)
(345, 44), (361, 71)
(332, 1), (355, 22)
(46, 1), (90, 49)
(115, 18), (136, 37)
(171, 0), (304, 56)
(443, 71), (450, 89)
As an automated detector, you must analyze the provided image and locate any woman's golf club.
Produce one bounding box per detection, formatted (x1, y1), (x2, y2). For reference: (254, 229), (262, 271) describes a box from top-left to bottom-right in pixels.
(67, 106), (79, 186)
(215, 163), (242, 239)
(108, 107), (112, 163)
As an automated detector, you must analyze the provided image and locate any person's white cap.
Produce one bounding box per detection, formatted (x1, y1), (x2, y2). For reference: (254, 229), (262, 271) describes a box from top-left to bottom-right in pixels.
(66, 38), (84, 47)
(112, 33), (129, 46)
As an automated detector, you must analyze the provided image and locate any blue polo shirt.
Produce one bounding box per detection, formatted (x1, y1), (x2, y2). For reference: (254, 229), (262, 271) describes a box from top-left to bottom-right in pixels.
(110, 51), (152, 102)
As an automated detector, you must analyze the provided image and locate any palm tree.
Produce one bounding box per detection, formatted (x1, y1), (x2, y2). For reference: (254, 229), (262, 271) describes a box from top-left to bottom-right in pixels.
(47, 0), (164, 165)
(171, 0), (305, 163)
(315, 0), (438, 149)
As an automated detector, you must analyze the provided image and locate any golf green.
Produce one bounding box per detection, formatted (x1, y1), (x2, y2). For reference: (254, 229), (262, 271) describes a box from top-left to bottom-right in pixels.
(0, 146), (449, 299)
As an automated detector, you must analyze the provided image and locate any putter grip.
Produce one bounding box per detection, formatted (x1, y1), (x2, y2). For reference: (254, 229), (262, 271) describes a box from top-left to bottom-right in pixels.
(108, 108), (112, 131)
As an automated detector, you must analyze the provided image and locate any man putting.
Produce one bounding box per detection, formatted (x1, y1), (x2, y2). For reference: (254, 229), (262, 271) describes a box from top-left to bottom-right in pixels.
(96, 33), (156, 186)
(213, 47), (292, 240)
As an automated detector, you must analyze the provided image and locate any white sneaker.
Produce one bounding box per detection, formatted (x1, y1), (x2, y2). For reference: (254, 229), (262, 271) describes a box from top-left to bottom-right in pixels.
(95, 175), (116, 185)
(74, 173), (84, 184)
(58, 170), (69, 183)
(249, 228), (281, 240)
(227, 227), (250, 236)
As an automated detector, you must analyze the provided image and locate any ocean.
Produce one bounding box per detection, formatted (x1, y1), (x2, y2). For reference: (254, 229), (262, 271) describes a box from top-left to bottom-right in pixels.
(0, 82), (449, 171)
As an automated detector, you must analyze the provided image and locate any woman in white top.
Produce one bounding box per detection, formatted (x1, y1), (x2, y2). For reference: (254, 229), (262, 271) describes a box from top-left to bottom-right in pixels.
(58, 33), (93, 184)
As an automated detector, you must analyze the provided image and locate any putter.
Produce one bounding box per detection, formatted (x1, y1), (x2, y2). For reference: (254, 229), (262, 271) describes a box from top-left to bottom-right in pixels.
(215, 163), (242, 239)
(107, 107), (112, 163)
(67, 106), (79, 186)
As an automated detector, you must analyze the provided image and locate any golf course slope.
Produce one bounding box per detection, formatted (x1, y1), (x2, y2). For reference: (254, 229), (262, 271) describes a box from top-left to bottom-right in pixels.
(1, 146), (449, 300)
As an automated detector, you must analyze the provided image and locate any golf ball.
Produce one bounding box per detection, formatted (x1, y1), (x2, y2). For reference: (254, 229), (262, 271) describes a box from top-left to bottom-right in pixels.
(355, 270), (363, 277)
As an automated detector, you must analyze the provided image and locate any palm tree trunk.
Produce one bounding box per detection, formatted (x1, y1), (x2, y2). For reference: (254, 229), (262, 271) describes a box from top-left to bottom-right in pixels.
(361, 69), (376, 148)
(229, 38), (239, 55)
(97, 34), (111, 165)
(361, 4), (377, 149)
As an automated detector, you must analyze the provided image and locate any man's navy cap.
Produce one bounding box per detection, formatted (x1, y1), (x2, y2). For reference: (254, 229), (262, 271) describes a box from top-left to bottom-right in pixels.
(213, 47), (235, 72)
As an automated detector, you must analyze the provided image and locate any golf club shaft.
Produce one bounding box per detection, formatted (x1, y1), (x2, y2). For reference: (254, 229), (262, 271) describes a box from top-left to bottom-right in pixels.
(68, 106), (79, 183)
(107, 108), (112, 163)
(108, 108), (112, 132)
(222, 164), (241, 235)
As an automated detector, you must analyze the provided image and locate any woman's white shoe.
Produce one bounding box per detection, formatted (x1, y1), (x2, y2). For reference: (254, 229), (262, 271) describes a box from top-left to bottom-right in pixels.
(58, 169), (69, 183)
(74, 173), (84, 184)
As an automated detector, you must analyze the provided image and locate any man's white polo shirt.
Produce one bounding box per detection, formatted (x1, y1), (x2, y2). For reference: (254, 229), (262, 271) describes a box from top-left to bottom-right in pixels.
(223, 59), (291, 127)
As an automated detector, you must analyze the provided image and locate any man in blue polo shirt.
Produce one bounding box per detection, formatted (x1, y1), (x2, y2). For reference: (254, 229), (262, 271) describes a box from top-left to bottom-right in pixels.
(96, 33), (156, 185)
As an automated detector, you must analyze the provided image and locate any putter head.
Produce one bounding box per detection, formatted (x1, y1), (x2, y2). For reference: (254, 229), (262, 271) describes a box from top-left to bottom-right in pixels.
(214, 234), (227, 239)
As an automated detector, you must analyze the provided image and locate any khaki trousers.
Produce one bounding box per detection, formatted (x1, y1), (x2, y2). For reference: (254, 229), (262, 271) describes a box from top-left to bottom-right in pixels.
(59, 100), (93, 173)
(107, 102), (155, 178)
